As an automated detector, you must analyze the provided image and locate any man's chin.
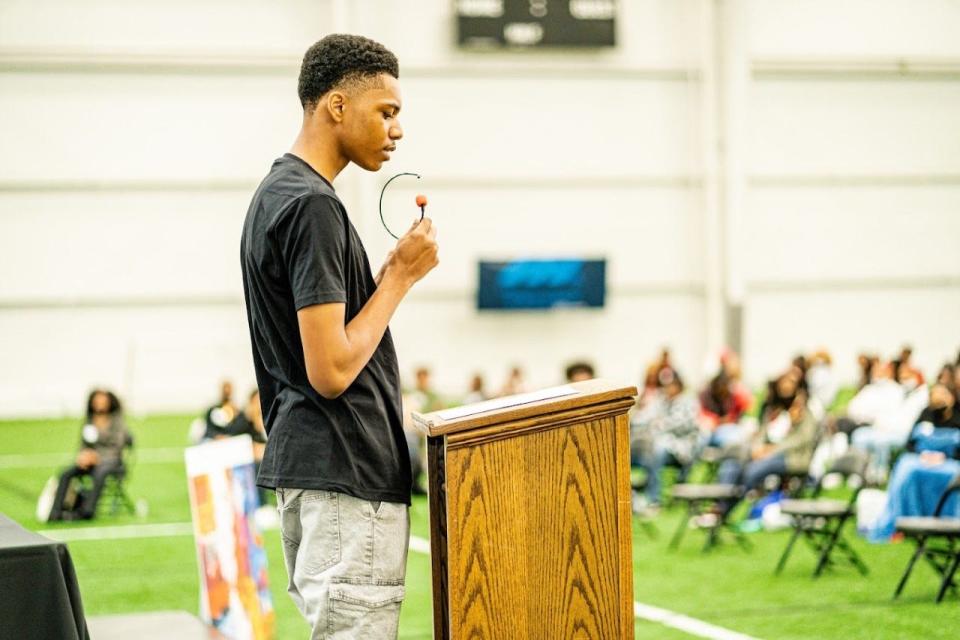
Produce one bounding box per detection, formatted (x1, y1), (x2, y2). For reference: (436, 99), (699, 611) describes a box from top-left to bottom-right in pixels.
(356, 158), (384, 172)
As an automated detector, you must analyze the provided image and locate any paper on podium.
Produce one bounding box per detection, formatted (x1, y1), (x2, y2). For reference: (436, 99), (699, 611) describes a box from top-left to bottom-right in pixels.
(435, 385), (579, 422)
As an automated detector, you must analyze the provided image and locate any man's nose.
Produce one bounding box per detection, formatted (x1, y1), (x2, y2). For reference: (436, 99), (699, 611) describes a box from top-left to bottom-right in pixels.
(390, 122), (403, 140)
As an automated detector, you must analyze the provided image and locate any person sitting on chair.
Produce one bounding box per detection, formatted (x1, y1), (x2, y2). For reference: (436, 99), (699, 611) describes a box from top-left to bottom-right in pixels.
(631, 370), (699, 509)
(226, 389), (269, 505)
(202, 379), (240, 441)
(49, 389), (130, 521)
(716, 387), (818, 515)
(698, 350), (753, 449)
(226, 389), (268, 461)
(867, 382), (960, 541)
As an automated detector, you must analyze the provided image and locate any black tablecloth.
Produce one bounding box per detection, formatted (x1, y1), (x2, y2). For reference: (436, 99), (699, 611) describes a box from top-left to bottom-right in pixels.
(0, 513), (89, 640)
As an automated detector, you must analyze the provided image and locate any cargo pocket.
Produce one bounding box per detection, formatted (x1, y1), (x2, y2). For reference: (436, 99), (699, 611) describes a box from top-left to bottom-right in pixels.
(298, 490), (341, 575)
(327, 580), (405, 639)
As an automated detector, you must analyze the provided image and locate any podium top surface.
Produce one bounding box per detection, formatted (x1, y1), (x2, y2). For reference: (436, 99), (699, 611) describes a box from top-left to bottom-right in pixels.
(411, 378), (637, 437)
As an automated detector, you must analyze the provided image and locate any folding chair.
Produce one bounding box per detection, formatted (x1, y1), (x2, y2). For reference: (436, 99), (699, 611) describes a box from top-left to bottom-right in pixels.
(108, 432), (136, 515)
(670, 445), (805, 553)
(893, 473), (960, 603)
(695, 446), (724, 483)
(629, 474), (659, 540)
(101, 463), (136, 515)
(669, 483), (749, 552)
(774, 449), (870, 577)
(80, 432), (137, 517)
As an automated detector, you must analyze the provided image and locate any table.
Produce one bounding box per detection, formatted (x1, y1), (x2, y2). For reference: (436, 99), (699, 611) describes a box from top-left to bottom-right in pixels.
(0, 513), (89, 640)
(88, 611), (225, 639)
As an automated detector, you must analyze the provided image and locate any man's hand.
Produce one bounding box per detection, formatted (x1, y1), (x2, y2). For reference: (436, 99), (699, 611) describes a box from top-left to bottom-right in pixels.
(382, 217), (439, 289)
(751, 443), (775, 461)
(920, 451), (947, 466)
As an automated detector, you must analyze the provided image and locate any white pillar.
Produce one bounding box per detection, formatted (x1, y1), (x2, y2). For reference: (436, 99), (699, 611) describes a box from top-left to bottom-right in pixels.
(701, 0), (749, 365)
(700, 0), (726, 362)
(718, 0), (749, 354)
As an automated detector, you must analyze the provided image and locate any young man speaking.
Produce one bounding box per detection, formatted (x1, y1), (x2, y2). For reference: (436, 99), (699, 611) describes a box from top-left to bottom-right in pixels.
(240, 34), (438, 637)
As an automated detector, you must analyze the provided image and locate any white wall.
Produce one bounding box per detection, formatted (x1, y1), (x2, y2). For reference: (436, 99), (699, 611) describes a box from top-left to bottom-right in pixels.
(741, 0), (960, 382)
(0, 0), (957, 417)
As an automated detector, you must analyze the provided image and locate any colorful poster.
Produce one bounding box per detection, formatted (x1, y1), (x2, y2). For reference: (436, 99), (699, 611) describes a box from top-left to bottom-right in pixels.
(185, 435), (274, 639)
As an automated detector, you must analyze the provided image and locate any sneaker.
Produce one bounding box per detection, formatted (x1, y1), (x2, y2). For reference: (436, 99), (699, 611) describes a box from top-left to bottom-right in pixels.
(734, 518), (762, 534)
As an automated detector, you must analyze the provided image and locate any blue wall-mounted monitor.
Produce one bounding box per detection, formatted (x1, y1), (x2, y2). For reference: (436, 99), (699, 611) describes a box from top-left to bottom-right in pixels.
(477, 258), (606, 310)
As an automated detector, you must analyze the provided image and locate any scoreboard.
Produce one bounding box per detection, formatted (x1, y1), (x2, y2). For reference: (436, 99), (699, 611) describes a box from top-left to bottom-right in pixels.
(456, 0), (616, 48)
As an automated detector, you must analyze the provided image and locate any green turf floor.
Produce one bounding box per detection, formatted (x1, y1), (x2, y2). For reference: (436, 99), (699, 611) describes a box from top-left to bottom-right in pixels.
(2, 414), (959, 638)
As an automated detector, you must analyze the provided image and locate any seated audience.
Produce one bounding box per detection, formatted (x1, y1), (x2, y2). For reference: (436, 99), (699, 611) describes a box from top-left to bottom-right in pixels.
(716, 389), (818, 512)
(202, 379), (239, 441)
(937, 362), (956, 388)
(896, 345), (924, 385)
(856, 353), (879, 390)
(631, 371), (700, 508)
(758, 364), (806, 425)
(404, 367), (442, 496)
(226, 389), (267, 460)
(565, 361), (595, 383)
(463, 373), (488, 405)
(49, 389), (131, 521)
(867, 382), (960, 541)
(850, 363), (929, 482)
(498, 365), (528, 397)
(226, 389), (268, 504)
(641, 348), (674, 404)
(698, 353), (752, 449)
(806, 349), (839, 416)
(835, 361), (905, 437)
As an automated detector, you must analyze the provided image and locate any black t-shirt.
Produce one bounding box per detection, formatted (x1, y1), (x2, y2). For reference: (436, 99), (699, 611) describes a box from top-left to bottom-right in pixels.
(240, 153), (410, 504)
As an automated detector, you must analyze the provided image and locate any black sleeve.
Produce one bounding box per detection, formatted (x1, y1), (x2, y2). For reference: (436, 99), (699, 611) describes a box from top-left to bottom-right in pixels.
(274, 194), (348, 310)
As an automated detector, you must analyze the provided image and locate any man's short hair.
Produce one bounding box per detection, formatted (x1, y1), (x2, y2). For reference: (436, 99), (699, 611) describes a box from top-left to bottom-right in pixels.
(298, 34), (399, 110)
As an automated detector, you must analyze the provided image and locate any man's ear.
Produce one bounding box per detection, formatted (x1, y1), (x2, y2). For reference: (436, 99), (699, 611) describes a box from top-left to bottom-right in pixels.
(325, 91), (346, 123)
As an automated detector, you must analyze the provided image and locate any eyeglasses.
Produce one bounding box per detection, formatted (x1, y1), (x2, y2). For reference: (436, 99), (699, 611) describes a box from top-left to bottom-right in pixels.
(379, 172), (424, 239)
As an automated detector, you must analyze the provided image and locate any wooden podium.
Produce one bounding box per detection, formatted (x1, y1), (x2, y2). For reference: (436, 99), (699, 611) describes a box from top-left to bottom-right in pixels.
(412, 379), (638, 639)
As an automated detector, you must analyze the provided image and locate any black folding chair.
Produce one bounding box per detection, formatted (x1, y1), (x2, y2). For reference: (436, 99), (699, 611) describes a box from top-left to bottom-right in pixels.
(893, 473), (960, 603)
(694, 446), (724, 483)
(669, 483), (749, 552)
(670, 444), (808, 553)
(629, 474), (659, 540)
(84, 432), (136, 517)
(775, 449), (870, 577)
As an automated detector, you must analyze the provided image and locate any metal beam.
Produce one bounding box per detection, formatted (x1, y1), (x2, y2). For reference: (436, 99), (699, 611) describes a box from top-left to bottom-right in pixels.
(753, 57), (960, 80)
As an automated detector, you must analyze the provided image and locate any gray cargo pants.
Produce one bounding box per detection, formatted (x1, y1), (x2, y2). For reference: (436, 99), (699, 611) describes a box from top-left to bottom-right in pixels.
(276, 488), (410, 639)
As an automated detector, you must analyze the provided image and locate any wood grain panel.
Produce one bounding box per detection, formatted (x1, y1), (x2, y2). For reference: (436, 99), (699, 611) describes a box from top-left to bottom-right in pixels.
(445, 416), (625, 639)
(448, 439), (531, 636)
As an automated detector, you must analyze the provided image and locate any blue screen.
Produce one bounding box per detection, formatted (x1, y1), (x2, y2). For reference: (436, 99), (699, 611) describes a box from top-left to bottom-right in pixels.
(477, 259), (606, 310)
